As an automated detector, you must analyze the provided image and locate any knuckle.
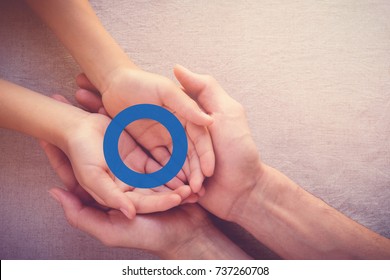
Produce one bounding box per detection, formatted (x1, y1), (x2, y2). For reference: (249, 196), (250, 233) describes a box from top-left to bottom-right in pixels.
(203, 75), (217, 86)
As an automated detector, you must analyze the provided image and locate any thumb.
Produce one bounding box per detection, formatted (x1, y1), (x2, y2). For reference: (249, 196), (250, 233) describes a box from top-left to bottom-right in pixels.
(173, 64), (207, 98)
(161, 83), (213, 126)
(82, 171), (136, 219)
(49, 188), (119, 245)
(48, 188), (84, 229)
(173, 64), (231, 114)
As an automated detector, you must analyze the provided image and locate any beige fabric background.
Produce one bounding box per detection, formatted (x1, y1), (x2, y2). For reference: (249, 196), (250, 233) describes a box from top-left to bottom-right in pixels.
(0, 0), (389, 259)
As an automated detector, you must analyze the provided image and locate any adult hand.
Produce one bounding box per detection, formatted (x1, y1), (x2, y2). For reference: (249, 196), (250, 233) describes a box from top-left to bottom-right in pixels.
(43, 126), (249, 259)
(175, 66), (390, 260)
(174, 65), (264, 221)
(76, 68), (215, 193)
(44, 94), (192, 219)
(49, 188), (213, 258)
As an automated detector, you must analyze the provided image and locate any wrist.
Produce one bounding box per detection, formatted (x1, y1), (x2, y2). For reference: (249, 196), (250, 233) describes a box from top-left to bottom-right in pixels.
(231, 163), (294, 228)
(99, 62), (139, 95)
(158, 221), (250, 260)
(230, 163), (303, 247)
(228, 162), (268, 223)
(52, 105), (91, 153)
(156, 216), (216, 260)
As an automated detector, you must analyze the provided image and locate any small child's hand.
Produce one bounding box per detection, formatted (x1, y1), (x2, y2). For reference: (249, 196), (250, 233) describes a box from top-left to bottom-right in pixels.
(43, 94), (195, 219)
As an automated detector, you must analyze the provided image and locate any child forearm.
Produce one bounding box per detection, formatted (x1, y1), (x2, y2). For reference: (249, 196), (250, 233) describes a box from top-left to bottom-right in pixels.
(25, 0), (136, 92)
(0, 79), (87, 150)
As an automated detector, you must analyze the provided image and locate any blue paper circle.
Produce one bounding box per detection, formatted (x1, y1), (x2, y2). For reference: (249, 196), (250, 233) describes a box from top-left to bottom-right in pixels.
(103, 104), (188, 188)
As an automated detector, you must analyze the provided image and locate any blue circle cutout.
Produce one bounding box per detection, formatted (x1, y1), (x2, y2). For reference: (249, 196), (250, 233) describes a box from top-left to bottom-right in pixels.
(103, 104), (188, 189)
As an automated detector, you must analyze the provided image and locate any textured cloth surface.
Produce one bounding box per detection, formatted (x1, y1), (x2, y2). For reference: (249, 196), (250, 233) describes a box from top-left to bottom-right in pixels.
(0, 0), (389, 259)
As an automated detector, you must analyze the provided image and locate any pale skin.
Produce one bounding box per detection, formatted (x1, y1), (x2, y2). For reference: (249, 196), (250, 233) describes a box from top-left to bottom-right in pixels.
(41, 93), (249, 260)
(0, 80), (195, 218)
(25, 0), (215, 193)
(1, 0), (216, 218)
(50, 66), (390, 259)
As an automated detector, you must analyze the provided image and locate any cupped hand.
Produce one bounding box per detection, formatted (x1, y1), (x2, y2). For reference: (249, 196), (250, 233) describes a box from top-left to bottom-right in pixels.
(174, 65), (264, 221)
(42, 126), (213, 256)
(49, 188), (212, 258)
(42, 94), (193, 219)
(76, 68), (215, 193)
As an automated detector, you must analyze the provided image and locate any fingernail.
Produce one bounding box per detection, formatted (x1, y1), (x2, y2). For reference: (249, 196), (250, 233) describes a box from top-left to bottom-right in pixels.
(203, 113), (214, 123)
(120, 207), (131, 219)
(48, 190), (60, 203)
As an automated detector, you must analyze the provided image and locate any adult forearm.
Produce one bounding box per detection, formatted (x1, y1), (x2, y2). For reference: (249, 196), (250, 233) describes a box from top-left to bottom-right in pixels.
(233, 164), (390, 259)
(25, 0), (136, 92)
(0, 80), (87, 150)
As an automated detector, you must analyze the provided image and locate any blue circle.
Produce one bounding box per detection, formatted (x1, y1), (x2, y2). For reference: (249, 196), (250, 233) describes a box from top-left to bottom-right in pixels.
(103, 104), (188, 189)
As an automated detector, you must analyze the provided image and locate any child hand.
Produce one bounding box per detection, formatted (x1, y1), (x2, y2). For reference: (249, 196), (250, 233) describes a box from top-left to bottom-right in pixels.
(43, 94), (196, 219)
(76, 69), (215, 193)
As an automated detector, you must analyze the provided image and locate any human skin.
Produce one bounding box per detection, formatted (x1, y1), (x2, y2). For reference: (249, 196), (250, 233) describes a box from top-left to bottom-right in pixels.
(0, 80), (192, 218)
(41, 94), (250, 260)
(49, 187), (250, 260)
(174, 65), (390, 259)
(69, 66), (390, 259)
(25, 0), (215, 193)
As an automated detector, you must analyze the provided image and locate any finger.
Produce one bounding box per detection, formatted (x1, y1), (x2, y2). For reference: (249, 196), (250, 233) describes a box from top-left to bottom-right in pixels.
(118, 130), (184, 188)
(127, 188), (184, 213)
(75, 89), (103, 113)
(120, 145), (186, 190)
(159, 81), (213, 126)
(49, 188), (118, 245)
(49, 187), (84, 224)
(172, 184), (192, 200)
(129, 185), (192, 213)
(82, 168), (136, 219)
(51, 94), (72, 104)
(149, 145), (188, 183)
(187, 139), (204, 193)
(173, 64), (231, 113)
(76, 73), (99, 93)
(39, 140), (78, 190)
(123, 117), (189, 183)
(144, 155), (186, 189)
(39, 140), (94, 203)
(148, 145), (172, 168)
(117, 127), (186, 192)
(198, 186), (206, 197)
(123, 116), (190, 185)
(98, 107), (109, 116)
(181, 193), (199, 204)
(179, 143), (191, 184)
(173, 65), (208, 97)
(187, 122), (215, 177)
